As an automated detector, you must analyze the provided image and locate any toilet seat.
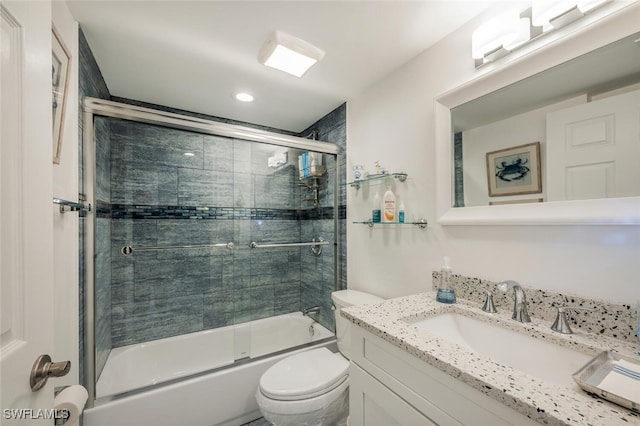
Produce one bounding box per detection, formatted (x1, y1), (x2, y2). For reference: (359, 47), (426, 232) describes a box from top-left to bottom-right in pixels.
(259, 348), (349, 401)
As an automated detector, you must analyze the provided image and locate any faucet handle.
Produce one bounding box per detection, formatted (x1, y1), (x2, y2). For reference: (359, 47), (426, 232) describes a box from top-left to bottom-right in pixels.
(481, 290), (497, 313)
(551, 306), (592, 334)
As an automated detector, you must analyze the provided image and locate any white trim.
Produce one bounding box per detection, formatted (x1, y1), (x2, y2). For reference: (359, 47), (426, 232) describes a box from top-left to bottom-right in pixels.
(0, 3), (25, 351)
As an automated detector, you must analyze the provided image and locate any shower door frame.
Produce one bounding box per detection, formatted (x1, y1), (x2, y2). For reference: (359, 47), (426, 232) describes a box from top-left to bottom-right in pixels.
(82, 97), (340, 407)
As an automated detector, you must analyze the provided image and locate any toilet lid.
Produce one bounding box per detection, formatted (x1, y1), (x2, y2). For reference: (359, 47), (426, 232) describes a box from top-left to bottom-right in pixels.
(259, 348), (349, 401)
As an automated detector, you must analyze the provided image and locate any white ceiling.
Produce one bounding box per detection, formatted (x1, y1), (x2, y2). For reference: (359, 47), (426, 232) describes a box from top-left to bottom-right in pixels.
(66, 1), (494, 133)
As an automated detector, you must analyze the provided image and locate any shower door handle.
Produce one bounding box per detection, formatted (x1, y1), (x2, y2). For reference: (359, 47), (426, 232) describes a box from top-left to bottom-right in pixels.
(52, 197), (92, 213)
(30, 354), (71, 391)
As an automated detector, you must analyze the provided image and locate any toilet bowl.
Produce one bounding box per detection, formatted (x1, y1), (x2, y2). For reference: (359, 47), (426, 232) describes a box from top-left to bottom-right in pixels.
(256, 347), (350, 426)
(256, 290), (384, 426)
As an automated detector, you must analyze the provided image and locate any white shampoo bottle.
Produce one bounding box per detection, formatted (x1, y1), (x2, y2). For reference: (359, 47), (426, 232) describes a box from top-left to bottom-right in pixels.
(383, 186), (396, 222)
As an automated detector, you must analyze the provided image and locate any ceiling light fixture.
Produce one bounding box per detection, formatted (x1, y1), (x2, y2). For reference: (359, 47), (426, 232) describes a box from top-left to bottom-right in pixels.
(235, 92), (254, 102)
(258, 30), (325, 78)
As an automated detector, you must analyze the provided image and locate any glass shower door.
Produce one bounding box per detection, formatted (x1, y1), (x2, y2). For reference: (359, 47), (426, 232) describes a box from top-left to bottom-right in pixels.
(85, 104), (338, 401)
(230, 142), (337, 360)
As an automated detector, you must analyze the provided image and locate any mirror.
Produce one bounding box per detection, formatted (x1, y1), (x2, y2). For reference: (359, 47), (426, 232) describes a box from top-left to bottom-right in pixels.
(452, 30), (640, 208)
(435, 5), (640, 225)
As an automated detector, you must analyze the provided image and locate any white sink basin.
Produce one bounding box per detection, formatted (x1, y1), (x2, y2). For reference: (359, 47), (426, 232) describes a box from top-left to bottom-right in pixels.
(412, 312), (592, 387)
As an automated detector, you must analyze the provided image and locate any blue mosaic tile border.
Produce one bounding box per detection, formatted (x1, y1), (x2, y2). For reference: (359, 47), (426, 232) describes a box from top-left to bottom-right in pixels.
(337, 205), (347, 220)
(100, 204), (335, 221)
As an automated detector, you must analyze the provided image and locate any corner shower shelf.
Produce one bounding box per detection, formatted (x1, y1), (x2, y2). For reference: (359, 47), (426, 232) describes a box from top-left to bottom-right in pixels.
(353, 218), (428, 229)
(348, 172), (407, 189)
(298, 166), (327, 208)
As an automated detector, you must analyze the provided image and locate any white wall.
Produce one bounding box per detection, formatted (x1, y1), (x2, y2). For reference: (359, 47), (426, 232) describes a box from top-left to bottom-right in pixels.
(347, 4), (640, 304)
(52, 1), (79, 386)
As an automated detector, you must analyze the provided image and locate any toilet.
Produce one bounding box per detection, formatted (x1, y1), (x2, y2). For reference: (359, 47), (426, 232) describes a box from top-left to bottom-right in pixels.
(256, 290), (384, 426)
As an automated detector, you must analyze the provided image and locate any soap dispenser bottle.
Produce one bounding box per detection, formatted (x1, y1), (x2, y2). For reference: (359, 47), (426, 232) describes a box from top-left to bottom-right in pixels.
(372, 190), (381, 223)
(436, 256), (456, 304)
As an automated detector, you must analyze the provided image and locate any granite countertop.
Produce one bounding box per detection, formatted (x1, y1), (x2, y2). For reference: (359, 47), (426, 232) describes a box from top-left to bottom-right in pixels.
(342, 292), (640, 426)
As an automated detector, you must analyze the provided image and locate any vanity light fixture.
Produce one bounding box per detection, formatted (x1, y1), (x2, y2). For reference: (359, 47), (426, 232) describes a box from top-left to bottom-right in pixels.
(258, 30), (325, 78)
(532, 0), (611, 29)
(235, 92), (255, 102)
(473, 0), (611, 67)
(472, 10), (531, 62)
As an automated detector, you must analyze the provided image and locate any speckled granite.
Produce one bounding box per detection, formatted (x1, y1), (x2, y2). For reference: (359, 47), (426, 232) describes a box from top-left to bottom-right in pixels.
(342, 292), (640, 425)
(433, 272), (638, 342)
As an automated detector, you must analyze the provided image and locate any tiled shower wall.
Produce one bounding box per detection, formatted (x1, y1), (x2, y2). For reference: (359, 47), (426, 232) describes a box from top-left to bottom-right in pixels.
(300, 104), (347, 328)
(104, 120), (336, 347)
(94, 117), (112, 377)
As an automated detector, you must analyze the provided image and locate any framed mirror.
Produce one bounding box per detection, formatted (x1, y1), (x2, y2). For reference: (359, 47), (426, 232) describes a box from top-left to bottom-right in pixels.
(435, 3), (640, 225)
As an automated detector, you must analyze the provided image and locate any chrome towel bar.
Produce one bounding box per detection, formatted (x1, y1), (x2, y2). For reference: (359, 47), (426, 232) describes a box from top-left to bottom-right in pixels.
(120, 242), (235, 255)
(249, 237), (328, 256)
(53, 197), (92, 213)
(248, 239), (329, 249)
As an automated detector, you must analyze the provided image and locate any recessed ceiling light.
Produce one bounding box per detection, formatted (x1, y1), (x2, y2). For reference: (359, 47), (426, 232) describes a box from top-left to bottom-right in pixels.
(258, 30), (325, 78)
(235, 92), (255, 102)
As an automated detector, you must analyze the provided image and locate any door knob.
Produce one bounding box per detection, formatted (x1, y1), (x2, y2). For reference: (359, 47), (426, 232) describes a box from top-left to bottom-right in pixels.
(30, 354), (71, 391)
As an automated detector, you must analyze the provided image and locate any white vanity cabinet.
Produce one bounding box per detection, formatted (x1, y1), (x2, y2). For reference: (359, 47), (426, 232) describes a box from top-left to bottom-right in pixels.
(348, 325), (540, 426)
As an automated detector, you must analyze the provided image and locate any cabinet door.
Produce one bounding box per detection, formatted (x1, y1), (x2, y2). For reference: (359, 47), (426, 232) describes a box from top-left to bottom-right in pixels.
(350, 326), (539, 426)
(350, 363), (439, 426)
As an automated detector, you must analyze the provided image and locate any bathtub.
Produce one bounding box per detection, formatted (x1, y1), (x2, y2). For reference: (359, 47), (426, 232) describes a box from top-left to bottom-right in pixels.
(84, 312), (335, 426)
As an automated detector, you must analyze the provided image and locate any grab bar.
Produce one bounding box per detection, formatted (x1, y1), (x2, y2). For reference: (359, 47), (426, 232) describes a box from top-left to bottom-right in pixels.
(53, 197), (92, 213)
(249, 237), (328, 256)
(121, 242), (234, 255)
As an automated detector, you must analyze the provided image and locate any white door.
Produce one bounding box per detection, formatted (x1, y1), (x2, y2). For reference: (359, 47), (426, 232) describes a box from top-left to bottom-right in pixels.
(1, 0), (55, 423)
(546, 89), (640, 201)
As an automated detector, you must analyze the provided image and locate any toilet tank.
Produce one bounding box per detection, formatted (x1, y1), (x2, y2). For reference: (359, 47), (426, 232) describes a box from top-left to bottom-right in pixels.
(331, 290), (383, 360)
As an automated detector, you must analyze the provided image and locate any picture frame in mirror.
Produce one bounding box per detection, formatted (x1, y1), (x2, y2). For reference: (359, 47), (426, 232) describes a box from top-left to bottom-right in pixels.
(486, 142), (542, 197)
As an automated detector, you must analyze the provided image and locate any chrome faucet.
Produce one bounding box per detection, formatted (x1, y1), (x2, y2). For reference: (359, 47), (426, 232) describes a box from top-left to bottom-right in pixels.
(302, 306), (320, 320)
(497, 280), (531, 322)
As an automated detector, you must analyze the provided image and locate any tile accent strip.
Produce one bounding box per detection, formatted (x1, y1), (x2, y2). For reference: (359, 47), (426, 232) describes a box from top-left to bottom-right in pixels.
(453, 132), (464, 208)
(101, 204), (334, 221)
